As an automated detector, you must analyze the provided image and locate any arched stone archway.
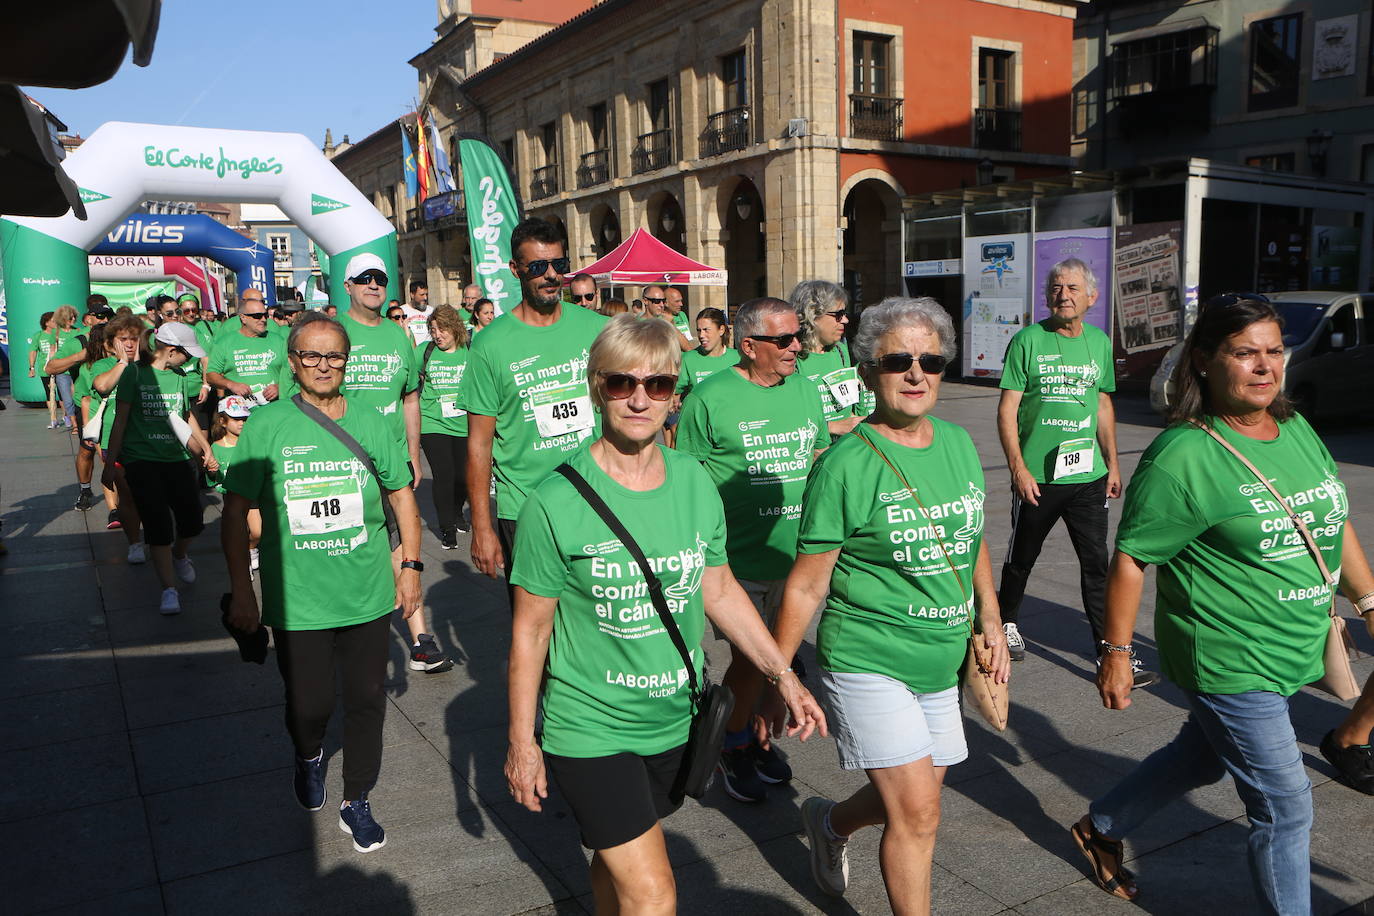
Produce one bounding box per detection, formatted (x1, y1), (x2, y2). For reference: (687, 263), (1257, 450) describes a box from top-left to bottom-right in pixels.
(841, 173), (904, 312)
(719, 177), (765, 304)
(589, 204), (621, 259)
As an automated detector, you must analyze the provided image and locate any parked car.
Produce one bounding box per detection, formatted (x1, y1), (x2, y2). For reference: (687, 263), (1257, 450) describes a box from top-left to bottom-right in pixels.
(1149, 291), (1373, 421)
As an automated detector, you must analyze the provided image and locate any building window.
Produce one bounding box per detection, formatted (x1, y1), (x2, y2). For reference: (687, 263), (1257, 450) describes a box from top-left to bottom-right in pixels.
(648, 79), (672, 132)
(579, 104), (611, 188)
(531, 123), (559, 201)
(589, 103), (608, 151)
(1361, 144), (1374, 182)
(275, 272), (294, 290)
(1249, 13), (1302, 112)
(722, 50), (748, 109)
(853, 33), (891, 96)
(1245, 152), (1296, 172)
(1110, 27), (1218, 99)
(975, 49), (1020, 151)
(500, 138), (515, 169)
(267, 233), (290, 259)
(634, 80), (673, 174)
(979, 49), (1013, 110)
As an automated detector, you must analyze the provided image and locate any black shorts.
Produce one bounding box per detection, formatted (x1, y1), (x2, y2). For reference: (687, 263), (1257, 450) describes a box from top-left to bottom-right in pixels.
(544, 742), (687, 850)
(122, 459), (204, 546)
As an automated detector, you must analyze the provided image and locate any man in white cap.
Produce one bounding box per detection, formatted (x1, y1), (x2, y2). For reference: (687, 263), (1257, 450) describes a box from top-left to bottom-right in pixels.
(339, 252), (452, 673)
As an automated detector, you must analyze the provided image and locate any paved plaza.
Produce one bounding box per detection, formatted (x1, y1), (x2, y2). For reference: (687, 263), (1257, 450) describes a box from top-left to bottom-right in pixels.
(2, 380), (1371, 915)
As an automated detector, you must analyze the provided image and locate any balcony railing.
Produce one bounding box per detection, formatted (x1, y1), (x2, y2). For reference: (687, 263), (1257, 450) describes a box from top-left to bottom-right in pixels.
(849, 95), (904, 141)
(974, 107), (1021, 151)
(631, 129), (672, 174)
(530, 164), (559, 201)
(701, 106), (751, 157)
(577, 149), (610, 188)
(272, 251), (291, 264)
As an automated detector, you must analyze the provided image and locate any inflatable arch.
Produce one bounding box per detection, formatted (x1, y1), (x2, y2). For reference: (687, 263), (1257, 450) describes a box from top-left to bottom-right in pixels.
(1, 121), (397, 402)
(88, 253), (221, 312)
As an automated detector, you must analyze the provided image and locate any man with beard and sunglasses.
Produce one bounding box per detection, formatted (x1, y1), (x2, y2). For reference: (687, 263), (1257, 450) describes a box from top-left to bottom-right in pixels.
(455, 219), (607, 605)
(677, 296), (828, 803)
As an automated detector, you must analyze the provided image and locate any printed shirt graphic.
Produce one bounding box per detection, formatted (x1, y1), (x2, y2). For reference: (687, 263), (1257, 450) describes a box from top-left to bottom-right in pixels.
(1116, 415), (1347, 695)
(29, 329), (55, 361)
(340, 314), (420, 447)
(419, 346), (469, 436)
(115, 364), (196, 463)
(401, 305), (433, 344)
(511, 446), (727, 757)
(799, 421), (985, 694)
(208, 331), (286, 396)
(677, 367), (827, 581)
(224, 400), (408, 630)
(676, 347), (739, 398)
(455, 306), (609, 520)
(671, 310), (692, 341)
(798, 341), (859, 424)
(1000, 321), (1114, 484)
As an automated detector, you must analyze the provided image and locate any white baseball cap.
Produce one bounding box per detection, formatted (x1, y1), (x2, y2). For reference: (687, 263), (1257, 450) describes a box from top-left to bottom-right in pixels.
(218, 395), (254, 418)
(343, 253), (388, 283)
(153, 321), (206, 358)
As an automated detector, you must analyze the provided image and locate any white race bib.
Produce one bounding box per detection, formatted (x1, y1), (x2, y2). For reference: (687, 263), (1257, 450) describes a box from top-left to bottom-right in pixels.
(1053, 437), (1094, 480)
(285, 475), (365, 536)
(440, 394), (464, 419)
(822, 366), (861, 409)
(530, 381), (593, 439)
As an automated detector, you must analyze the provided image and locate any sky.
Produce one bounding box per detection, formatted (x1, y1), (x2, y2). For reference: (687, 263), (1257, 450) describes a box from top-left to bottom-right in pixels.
(27, 0), (436, 147)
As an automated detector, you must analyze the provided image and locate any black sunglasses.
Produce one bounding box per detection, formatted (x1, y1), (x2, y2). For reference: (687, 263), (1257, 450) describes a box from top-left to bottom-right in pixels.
(867, 352), (950, 374)
(388, 313), (405, 321)
(350, 271), (388, 287)
(571, 293), (597, 302)
(518, 258), (570, 278)
(600, 371), (677, 401)
(240, 311), (268, 320)
(748, 332), (799, 349)
(1204, 291), (1270, 310)
(644, 296), (666, 304)
(823, 309), (848, 320)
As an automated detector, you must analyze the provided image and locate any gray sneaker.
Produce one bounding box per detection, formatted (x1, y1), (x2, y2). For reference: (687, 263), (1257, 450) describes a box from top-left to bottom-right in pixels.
(1004, 622), (1026, 661)
(801, 796), (848, 897)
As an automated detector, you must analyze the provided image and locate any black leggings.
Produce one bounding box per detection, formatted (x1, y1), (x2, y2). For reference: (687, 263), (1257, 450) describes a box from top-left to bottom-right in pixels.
(122, 459), (204, 547)
(420, 432), (469, 530)
(272, 611), (391, 800)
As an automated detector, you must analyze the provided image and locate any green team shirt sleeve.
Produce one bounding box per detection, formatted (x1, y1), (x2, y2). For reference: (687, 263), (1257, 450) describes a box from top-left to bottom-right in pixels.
(675, 390), (714, 460)
(1114, 459), (1209, 564)
(797, 461), (860, 553)
(511, 496), (567, 598)
(999, 332), (1029, 392)
(454, 338), (500, 416)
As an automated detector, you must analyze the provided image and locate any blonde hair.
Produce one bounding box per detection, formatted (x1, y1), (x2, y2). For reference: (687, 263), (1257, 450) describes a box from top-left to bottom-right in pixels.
(588, 314), (682, 408)
(54, 304), (79, 328)
(427, 304), (469, 348)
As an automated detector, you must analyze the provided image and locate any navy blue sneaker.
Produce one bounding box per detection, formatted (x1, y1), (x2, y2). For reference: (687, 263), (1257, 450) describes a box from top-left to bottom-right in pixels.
(750, 739), (793, 784)
(339, 794), (386, 852)
(294, 751), (326, 811)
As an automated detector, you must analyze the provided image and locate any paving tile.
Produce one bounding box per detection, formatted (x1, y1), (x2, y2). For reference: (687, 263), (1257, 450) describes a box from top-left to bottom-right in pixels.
(39, 886), (164, 916)
(118, 652), (282, 730)
(0, 646), (117, 699)
(0, 616), (109, 660)
(0, 682), (126, 750)
(0, 731), (138, 822)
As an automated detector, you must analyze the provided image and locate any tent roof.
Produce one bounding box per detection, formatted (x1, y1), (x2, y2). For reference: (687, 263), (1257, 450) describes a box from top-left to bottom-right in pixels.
(576, 228), (726, 286)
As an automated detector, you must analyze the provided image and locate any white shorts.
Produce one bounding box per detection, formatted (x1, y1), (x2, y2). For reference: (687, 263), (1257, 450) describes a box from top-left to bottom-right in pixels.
(821, 671), (967, 770)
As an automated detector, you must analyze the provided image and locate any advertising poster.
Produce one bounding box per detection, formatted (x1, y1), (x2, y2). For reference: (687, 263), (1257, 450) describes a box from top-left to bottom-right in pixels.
(1114, 222), (1182, 354)
(1031, 228), (1113, 336)
(962, 233), (1028, 377)
(1309, 225), (1360, 290)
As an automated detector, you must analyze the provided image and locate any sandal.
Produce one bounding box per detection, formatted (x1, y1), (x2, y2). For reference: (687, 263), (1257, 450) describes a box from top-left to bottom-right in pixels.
(1070, 814), (1140, 900)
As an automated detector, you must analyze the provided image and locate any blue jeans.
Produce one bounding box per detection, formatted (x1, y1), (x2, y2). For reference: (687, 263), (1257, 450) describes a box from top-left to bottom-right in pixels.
(1090, 690), (1312, 916)
(53, 372), (75, 421)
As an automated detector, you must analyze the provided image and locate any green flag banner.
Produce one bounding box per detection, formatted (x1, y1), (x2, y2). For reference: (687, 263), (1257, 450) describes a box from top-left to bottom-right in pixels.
(457, 137), (523, 316)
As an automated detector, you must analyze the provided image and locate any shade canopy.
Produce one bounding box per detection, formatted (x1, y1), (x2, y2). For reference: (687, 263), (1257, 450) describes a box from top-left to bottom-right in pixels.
(575, 228), (726, 286)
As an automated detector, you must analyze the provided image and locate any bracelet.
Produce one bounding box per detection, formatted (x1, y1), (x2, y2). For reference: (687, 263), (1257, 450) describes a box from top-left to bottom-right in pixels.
(765, 667), (793, 686)
(1355, 592), (1374, 615)
(1099, 639), (1134, 656)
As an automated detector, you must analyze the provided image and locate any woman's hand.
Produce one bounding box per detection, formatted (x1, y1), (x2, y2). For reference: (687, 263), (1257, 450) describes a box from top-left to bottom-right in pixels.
(976, 621), (1012, 685)
(1097, 652), (1134, 710)
(505, 739), (547, 812)
(773, 672), (828, 741)
(226, 589), (260, 633)
(396, 568), (422, 619)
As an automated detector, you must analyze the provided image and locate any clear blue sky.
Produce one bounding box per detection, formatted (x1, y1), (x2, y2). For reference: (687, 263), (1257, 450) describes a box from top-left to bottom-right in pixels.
(27, 0), (436, 146)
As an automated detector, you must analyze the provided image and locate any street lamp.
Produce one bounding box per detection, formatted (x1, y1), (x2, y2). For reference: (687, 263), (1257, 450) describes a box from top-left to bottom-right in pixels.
(733, 189), (752, 221)
(1306, 129), (1333, 177)
(661, 209), (677, 233)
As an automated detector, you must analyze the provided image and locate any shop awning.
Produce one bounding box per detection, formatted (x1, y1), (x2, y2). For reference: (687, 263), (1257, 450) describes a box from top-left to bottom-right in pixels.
(576, 228), (727, 286)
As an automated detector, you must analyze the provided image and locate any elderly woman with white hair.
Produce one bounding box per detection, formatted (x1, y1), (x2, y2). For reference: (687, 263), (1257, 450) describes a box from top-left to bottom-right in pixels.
(791, 280), (862, 440)
(770, 296), (1010, 913)
(505, 315), (826, 915)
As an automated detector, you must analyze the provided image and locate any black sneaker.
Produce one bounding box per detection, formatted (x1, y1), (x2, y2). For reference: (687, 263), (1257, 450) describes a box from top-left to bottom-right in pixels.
(339, 794), (386, 852)
(1320, 730), (1374, 795)
(1130, 657), (1161, 689)
(717, 746), (768, 802)
(455, 514), (470, 534)
(750, 740), (793, 784)
(74, 489), (94, 511)
(440, 526), (458, 550)
(106, 510), (122, 530)
(294, 751), (327, 811)
(408, 634), (454, 673)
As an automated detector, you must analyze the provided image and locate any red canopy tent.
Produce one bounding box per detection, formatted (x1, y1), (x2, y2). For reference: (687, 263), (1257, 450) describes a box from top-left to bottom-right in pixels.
(574, 228), (727, 286)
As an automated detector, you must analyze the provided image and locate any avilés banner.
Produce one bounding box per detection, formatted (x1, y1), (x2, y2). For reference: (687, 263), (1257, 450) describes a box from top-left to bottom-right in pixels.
(457, 137), (523, 317)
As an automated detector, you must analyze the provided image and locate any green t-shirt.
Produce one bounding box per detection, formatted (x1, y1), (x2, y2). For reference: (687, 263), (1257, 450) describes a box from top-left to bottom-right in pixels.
(29, 329), (54, 361)
(208, 331), (285, 397)
(49, 332), (85, 375)
(115, 364), (197, 463)
(676, 367), (826, 581)
(193, 321), (218, 355)
(510, 445), (727, 757)
(418, 345), (469, 437)
(76, 357), (119, 448)
(1000, 321), (1114, 485)
(224, 398), (409, 630)
(676, 348), (738, 398)
(340, 313), (419, 448)
(1115, 415), (1346, 695)
(455, 306), (609, 520)
(208, 438), (239, 495)
(799, 342), (860, 425)
(671, 310), (691, 341)
(799, 422), (984, 694)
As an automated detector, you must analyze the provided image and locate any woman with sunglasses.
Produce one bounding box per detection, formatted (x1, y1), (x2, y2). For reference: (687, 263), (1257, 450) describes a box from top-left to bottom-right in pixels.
(419, 305), (472, 548)
(771, 297), (1009, 911)
(386, 304), (417, 345)
(506, 315), (826, 913)
(1070, 294), (1374, 912)
(791, 280), (862, 440)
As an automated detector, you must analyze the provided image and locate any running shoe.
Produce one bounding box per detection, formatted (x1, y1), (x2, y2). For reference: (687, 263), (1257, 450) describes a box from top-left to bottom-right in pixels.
(716, 746), (768, 802)
(1004, 622), (1026, 661)
(750, 740), (793, 784)
(249, 547), (260, 573)
(159, 587), (181, 616)
(440, 526), (458, 550)
(294, 751), (327, 811)
(74, 489), (94, 511)
(1320, 730), (1374, 796)
(174, 555), (196, 583)
(339, 794), (387, 852)
(47, 421), (60, 429)
(106, 510), (122, 530)
(455, 512), (470, 534)
(801, 797), (849, 897)
(128, 542), (146, 565)
(408, 634), (454, 673)
(1096, 655), (1161, 689)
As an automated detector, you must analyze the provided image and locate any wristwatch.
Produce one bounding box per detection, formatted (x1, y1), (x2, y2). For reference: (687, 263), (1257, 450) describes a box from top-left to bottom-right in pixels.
(400, 559), (424, 573)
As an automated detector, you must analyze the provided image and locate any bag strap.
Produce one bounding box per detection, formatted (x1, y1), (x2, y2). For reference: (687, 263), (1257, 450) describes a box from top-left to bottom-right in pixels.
(1189, 418), (1336, 616)
(418, 342), (436, 394)
(291, 393), (401, 550)
(554, 462), (701, 704)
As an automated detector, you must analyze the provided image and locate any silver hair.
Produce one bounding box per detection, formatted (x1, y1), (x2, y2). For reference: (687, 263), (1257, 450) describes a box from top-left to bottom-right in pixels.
(852, 297), (957, 364)
(1044, 257), (1099, 301)
(788, 280), (848, 352)
(732, 297), (796, 349)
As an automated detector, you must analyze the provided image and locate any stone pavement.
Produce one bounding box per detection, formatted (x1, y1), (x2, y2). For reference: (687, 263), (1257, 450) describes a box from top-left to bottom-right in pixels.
(2, 381), (1372, 915)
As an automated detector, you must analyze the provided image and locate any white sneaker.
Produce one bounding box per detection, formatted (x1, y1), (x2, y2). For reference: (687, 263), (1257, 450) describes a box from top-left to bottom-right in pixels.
(249, 547), (260, 573)
(1004, 622), (1026, 661)
(127, 542), (146, 565)
(159, 587), (181, 615)
(801, 797), (849, 897)
(174, 555), (196, 583)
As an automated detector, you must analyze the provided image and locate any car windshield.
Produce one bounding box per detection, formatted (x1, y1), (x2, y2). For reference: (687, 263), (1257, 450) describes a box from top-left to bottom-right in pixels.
(1275, 302), (1327, 346)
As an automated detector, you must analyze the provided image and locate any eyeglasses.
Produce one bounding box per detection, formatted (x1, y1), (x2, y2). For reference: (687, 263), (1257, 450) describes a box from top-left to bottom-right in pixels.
(290, 350), (348, 369)
(823, 309), (848, 320)
(180, 308), (198, 316)
(350, 271), (388, 287)
(644, 296), (666, 304)
(748, 332), (799, 349)
(599, 371), (677, 401)
(241, 311), (268, 320)
(388, 314), (405, 322)
(866, 352), (950, 374)
(571, 293), (597, 302)
(517, 258), (570, 278)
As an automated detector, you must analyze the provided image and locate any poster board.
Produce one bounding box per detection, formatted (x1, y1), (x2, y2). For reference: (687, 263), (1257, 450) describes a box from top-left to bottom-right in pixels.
(962, 233), (1029, 377)
(1114, 223), (1182, 354)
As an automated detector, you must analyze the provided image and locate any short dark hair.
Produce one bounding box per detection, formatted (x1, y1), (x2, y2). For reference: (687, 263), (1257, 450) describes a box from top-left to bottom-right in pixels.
(1168, 294), (1293, 425)
(409, 280), (427, 294)
(697, 307), (727, 329)
(86, 293), (108, 309)
(510, 219), (565, 261)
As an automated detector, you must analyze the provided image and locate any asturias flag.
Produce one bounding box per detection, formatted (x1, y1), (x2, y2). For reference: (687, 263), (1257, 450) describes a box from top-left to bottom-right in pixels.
(400, 124), (419, 199)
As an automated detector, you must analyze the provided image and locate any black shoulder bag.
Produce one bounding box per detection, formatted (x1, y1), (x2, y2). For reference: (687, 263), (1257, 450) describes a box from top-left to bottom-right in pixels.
(554, 462), (734, 801)
(417, 341), (436, 394)
(291, 393), (401, 550)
